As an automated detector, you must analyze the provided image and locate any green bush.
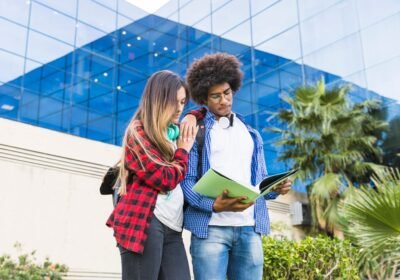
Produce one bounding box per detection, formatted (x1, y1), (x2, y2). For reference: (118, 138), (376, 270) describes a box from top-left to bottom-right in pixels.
(0, 244), (68, 280)
(262, 235), (360, 280)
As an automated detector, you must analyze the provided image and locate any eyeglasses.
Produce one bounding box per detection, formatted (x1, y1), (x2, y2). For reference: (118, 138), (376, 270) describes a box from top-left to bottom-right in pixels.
(208, 88), (233, 103)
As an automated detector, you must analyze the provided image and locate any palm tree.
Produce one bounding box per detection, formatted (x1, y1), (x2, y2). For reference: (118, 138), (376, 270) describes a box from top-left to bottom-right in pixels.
(339, 168), (400, 279)
(269, 78), (388, 233)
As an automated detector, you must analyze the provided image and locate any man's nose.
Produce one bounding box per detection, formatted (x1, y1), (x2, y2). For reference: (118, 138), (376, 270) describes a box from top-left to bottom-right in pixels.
(220, 95), (229, 104)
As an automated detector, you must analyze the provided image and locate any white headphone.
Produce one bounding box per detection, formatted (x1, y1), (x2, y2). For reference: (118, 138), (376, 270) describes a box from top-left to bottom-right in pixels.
(218, 114), (234, 129)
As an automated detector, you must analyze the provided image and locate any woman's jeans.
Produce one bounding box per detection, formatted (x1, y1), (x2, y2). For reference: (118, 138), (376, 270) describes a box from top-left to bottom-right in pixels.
(190, 226), (264, 280)
(119, 216), (190, 280)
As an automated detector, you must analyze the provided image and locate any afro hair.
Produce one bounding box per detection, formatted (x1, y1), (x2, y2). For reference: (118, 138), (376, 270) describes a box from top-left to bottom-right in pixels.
(186, 53), (243, 105)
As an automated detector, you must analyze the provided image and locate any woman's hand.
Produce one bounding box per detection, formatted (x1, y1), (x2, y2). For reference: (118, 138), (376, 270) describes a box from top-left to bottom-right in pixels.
(177, 124), (198, 152)
(179, 114), (197, 142)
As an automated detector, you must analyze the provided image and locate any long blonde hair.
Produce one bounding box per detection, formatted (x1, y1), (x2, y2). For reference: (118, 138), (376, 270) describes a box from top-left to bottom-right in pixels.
(118, 70), (188, 195)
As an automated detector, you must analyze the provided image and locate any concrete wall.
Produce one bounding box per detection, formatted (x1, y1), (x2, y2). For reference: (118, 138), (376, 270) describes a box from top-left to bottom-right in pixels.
(0, 118), (121, 278)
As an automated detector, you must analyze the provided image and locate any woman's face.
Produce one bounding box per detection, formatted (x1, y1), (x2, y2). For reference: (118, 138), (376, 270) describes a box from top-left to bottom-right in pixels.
(171, 86), (186, 124)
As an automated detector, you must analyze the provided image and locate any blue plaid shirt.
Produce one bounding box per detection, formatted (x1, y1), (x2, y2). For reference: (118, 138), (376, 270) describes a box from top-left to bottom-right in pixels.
(181, 110), (278, 238)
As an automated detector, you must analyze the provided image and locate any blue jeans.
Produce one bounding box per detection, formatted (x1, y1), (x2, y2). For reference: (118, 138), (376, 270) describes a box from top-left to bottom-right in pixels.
(119, 216), (190, 280)
(190, 226), (263, 280)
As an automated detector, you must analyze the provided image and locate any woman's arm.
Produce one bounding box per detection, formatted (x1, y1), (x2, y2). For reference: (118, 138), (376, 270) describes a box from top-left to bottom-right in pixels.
(125, 126), (189, 193)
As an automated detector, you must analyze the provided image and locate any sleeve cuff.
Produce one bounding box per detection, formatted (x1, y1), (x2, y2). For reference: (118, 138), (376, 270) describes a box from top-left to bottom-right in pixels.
(200, 197), (215, 213)
(265, 191), (279, 200)
(175, 148), (189, 160)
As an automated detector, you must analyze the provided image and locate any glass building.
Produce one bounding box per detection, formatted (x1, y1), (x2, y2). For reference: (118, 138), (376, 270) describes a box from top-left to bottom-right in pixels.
(1, 0), (399, 177)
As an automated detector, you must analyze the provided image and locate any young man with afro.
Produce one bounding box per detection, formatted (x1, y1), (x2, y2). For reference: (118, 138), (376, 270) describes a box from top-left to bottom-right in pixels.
(180, 53), (292, 280)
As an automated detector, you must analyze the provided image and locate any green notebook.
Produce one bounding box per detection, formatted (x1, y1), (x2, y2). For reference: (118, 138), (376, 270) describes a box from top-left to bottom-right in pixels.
(193, 168), (298, 203)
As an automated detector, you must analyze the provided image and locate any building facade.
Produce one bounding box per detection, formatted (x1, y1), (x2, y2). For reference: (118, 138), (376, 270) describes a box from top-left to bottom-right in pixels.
(1, 0), (399, 276)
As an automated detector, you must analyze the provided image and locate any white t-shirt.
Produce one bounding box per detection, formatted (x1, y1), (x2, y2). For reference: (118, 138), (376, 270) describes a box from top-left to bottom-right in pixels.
(153, 141), (184, 232)
(154, 183), (184, 232)
(209, 114), (256, 226)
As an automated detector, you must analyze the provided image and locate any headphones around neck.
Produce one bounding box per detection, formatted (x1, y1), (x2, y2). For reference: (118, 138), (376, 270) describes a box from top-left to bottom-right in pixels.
(218, 114), (234, 129)
(167, 123), (180, 141)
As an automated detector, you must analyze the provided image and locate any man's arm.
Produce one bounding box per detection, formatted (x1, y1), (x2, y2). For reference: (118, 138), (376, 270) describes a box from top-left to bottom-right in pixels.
(254, 131), (280, 200)
(180, 140), (215, 213)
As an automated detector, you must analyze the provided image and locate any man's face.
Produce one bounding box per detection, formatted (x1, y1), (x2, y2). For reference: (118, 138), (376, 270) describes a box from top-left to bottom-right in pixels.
(206, 82), (233, 118)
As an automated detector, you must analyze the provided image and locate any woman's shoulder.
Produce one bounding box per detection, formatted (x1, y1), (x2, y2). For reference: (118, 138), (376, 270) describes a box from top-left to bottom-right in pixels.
(127, 120), (152, 148)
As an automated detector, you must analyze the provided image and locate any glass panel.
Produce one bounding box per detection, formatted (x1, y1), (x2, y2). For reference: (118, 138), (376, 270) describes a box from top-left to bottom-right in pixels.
(179, 0), (211, 26)
(300, 0), (358, 56)
(356, 0), (400, 28)
(0, 0), (31, 26)
(75, 21), (108, 49)
(24, 59), (43, 78)
(365, 56), (400, 103)
(39, 111), (62, 130)
(92, 0), (117, 10)
(220, 39), (250, 57)
(26, 30), (74, 64)
(35, 0), (77, 17)
(192, 15), (211, 34)
(232, 99), (253, 117)
(0, 18), (28, 56)
(250, 0), (279, 16)
(117, 91), (140, 112)
(89, 92), (114, 116)
(361, 13), (400, 68)
(254, 49), (292, 79)
(40, 70), (67, 96)
(39, 96), (63, 118)
(0, 84), (20, 119)
(220, 19), (251, 46)
(211, 0), (231, 12)
(30, 2), (76, 44)
(303, 33), (364, 79)
(251, 0), (297, 46)
(70, 105), (88, 127)
(117, 0), (148, 21)
(212, 0), (250, 35)
(0, 50), (24, 86)
(255, 25), (301, 61)
(78, 0), (116, 32)
(154, 0), (178, 19)
(20, 90), (39, 123)
(254, 82), (280, 108)
(298, 0), (343, 19)
(87, 116), (113, 141)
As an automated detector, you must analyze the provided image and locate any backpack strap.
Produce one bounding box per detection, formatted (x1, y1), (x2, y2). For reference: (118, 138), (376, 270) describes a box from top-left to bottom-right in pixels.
(196, 119), (205, 179)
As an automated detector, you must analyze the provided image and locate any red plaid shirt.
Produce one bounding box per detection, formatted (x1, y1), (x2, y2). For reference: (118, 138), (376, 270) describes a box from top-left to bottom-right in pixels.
(106, 121), (189, 254)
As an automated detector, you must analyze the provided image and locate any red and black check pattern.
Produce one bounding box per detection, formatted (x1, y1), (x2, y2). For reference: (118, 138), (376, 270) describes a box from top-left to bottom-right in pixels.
(106, 122), (189, 254)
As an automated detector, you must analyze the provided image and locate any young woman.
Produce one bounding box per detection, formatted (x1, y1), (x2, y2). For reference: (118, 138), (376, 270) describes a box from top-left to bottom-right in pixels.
(106, 70), (197, 280)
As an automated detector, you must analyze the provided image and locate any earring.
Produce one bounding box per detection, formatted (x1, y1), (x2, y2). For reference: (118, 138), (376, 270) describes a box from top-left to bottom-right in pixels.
(167, 124), (180, 141)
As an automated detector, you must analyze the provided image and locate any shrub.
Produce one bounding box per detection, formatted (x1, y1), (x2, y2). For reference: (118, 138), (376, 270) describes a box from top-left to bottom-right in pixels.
(262, 235), (359, 280)
(0, 243), (68, 280)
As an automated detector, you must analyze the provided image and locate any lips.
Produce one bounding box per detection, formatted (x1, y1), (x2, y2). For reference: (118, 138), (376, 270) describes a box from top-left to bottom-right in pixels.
(218, 105), (231, 111)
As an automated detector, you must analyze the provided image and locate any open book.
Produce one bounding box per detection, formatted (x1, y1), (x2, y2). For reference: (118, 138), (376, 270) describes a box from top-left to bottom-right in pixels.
(193, 168), (298, 203)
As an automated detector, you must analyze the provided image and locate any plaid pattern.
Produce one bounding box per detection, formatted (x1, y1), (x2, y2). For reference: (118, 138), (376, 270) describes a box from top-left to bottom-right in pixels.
(106, 121), (188, 254)
(181, 108), (278, 238)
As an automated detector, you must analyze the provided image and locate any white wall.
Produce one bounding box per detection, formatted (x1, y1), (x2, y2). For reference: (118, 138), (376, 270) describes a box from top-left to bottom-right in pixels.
(0, 118), (122, 277)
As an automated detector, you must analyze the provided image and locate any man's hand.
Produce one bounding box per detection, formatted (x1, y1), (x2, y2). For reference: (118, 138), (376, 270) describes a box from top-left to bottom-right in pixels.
(274, 179), (292, 195)
(212, 190), (254, 212)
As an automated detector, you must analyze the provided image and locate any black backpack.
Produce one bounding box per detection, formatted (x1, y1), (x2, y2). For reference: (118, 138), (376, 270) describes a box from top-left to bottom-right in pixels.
(100, 165), (120, 206)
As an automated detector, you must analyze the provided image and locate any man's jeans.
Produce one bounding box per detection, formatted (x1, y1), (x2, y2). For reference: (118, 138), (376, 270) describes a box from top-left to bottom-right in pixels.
(190, 226), (264, 280)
